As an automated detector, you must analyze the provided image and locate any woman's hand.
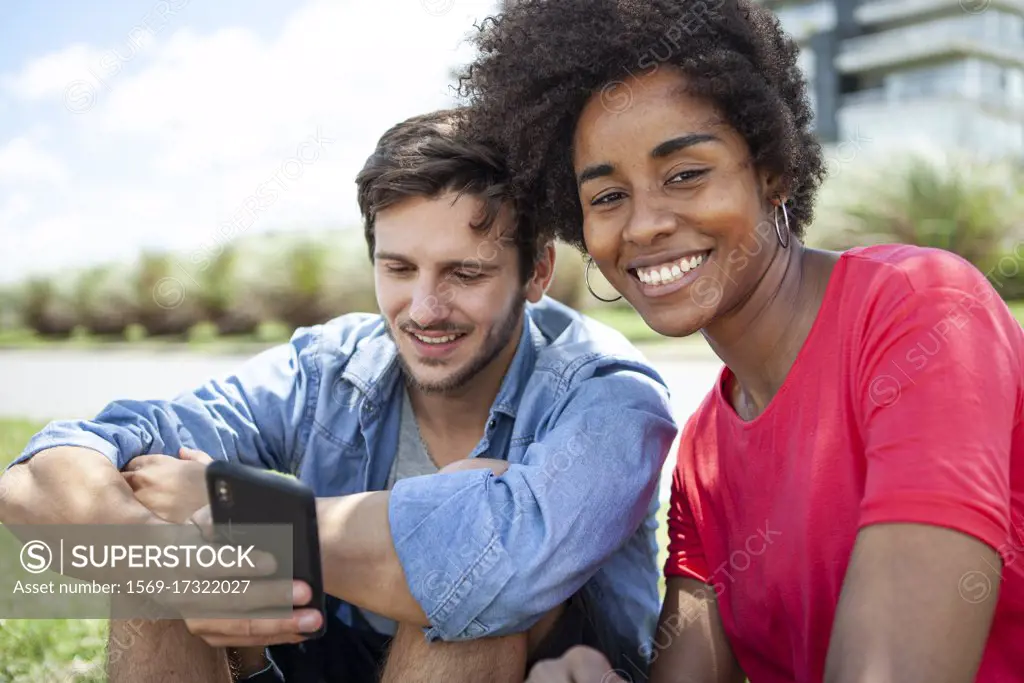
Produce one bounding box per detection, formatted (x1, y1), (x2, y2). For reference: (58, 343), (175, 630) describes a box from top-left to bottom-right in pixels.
(526, 646), (626, 683)
(122, 447), (213, 524)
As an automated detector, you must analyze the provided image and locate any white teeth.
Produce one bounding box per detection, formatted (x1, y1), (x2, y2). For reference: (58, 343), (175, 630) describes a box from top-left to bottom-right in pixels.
(635, 252), (708, 287)
(413, 333), (460, 345)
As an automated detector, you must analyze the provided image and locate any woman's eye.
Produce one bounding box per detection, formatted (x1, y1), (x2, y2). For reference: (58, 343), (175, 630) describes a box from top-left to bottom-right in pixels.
(591, 191), (626, 206)
(667, 169), (708, 184)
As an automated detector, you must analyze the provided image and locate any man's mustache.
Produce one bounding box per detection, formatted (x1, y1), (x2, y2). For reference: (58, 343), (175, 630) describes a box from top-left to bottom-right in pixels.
(397, 322), (471, 335)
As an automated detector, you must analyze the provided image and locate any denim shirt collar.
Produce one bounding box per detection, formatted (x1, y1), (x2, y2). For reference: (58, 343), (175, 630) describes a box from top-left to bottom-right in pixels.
(341, 309), (544, 421)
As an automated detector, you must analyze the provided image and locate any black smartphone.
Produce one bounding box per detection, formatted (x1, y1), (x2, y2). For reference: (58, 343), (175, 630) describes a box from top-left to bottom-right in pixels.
(205, 461), (326, 638)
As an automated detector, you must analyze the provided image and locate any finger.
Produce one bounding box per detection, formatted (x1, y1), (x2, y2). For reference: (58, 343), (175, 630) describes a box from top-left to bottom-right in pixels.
(562, 646), (618, 682)
(201, 633), (309, 648)
(187, 608), (322, 641)
(121, 471), (141, 490)
(190, 506), (213, 537)
(123, 455), (168, 472)
(180, 447), (214, 464)
(525, 660), (570, 683)
(291, 580), (311, 607)
(155, 578), (296, 620)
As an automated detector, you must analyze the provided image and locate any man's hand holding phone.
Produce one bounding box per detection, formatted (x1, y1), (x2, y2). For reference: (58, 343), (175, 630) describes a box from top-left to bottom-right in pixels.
(183, 461), (328, 648)
(177, 512), (324, 648)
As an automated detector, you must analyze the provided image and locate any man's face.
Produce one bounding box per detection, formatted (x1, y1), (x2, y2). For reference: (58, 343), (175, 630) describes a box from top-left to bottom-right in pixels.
(373, 191), (528, 395)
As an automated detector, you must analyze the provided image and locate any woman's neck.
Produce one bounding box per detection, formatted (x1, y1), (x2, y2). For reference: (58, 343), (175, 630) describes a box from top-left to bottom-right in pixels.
(702, 244), (839, 419)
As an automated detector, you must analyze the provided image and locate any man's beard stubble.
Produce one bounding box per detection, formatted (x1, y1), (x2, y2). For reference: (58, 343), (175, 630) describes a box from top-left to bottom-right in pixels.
(389, 297), (525, 396)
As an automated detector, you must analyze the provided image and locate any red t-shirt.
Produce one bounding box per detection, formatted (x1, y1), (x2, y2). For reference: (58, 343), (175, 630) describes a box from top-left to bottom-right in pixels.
(666, 244), (1024, 682)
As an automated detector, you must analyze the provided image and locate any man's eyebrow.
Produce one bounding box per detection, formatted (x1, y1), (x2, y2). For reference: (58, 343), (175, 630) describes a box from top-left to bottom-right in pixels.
(374, 251), (412, 263)
(374, 253), (502, 272)
(441, 259), (501, 273)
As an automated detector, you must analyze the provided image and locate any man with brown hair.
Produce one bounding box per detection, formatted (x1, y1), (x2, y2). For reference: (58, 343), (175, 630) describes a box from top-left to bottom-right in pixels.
(0, 110), (676, 682)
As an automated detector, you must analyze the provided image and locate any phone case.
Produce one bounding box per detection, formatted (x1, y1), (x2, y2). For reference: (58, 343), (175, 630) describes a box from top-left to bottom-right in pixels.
(205, 460), (327, 638)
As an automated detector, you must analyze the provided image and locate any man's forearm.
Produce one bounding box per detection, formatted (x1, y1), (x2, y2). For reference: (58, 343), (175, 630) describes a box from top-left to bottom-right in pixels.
(317, 492), (429, 625)
(0, 447), (159, 526)
(314, 458), (511, 627)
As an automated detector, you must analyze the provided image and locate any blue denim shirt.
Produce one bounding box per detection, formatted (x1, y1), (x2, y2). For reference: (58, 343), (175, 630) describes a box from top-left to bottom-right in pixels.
(15, 297), (676, 655)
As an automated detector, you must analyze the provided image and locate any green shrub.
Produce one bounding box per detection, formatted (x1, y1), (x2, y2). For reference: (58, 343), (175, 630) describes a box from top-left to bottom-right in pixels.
(547, 243), (588, 309)
(812, 153), (1024, 275)
(135, 252), (205, 336)
(19, 278), (79, 336)
(123, 323), (147, 343)
(255, 320), (292, 343)
(186, 321), (219, 344)
(75, 265), (139, 336)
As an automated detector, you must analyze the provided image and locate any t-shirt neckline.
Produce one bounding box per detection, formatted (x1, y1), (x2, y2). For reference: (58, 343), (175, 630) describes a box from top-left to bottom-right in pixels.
(713, 250), (851, 428)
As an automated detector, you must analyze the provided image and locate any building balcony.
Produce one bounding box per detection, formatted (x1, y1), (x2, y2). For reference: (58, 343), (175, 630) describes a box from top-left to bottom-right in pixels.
(842, 85), (1024, 113)
(836, 18), (1024, 73)
(770, 0), (836, 42)
(856, 0), (1024, 25)
(837, 96), (1024, 158)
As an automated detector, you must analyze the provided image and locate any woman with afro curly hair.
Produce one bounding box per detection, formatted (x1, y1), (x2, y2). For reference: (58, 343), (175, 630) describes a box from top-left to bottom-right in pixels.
(458, 1), (1024, 682)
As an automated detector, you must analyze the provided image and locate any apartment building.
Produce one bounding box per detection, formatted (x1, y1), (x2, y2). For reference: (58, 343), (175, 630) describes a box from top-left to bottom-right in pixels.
(763, 0), (1024, 158)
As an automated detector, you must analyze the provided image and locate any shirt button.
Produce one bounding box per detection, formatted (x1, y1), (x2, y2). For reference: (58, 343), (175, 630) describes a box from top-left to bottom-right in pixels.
(487, 419), (496, 430)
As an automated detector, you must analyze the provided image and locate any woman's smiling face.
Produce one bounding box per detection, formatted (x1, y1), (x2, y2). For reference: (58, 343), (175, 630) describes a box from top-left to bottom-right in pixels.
(573, 67), (784, 338)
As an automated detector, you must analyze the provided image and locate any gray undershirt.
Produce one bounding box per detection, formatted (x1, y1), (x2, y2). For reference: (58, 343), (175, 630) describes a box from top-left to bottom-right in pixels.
(363, 387), (439, 635)
(385, 387), (440, 488)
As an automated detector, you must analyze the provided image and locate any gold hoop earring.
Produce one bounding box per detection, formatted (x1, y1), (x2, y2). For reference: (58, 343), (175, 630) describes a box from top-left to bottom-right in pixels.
(585, 258), (622, 303)
(774, 200), (791, 249)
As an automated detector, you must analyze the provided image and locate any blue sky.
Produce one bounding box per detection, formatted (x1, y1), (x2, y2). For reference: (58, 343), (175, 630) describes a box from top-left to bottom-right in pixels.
(0, 0), (497, 284)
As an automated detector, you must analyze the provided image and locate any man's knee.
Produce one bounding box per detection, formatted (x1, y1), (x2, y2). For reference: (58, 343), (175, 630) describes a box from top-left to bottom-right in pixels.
(386, 601), (565, 662)
(107, 618), (230, 683)
(383, 621), (527, 683)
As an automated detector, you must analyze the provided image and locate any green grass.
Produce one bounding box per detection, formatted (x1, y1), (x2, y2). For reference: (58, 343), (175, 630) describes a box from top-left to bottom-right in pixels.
(0, 328), (286, 354)
(0, 418), (110, 682)
(584, 306), (710, 349)
(586, 307), (667, 344)
(6, 296), (1021, 354)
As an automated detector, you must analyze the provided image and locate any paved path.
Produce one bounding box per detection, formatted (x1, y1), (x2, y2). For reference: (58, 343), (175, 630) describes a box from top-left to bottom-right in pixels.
(0, 349), (723, 500)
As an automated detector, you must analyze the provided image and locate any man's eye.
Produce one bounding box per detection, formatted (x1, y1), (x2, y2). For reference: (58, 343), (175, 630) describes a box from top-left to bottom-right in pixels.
(386, 265), (412, 274)
(452, 271), (482, 282)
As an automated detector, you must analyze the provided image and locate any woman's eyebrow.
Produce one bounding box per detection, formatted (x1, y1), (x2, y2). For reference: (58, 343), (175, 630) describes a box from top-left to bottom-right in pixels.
(577, 132), (721, 187)
(651, 133), (720, 158)
(578, 163), (614, 187)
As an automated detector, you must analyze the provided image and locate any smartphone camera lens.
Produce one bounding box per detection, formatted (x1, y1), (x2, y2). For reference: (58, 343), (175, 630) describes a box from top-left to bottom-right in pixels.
(215, 479), (233, 507)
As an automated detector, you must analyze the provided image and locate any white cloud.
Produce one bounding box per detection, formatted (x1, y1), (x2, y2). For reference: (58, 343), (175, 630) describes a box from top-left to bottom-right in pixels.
(0, 136), (68, 185)
(1, 44), (105, 102)
(0, 0), (497, 284)
(0, 194), (32, 225)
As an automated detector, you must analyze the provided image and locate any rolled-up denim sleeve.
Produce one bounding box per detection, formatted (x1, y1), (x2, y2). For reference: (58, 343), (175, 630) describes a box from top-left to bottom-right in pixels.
(387, 366), (676, 641)
(9, 327), (320, 473)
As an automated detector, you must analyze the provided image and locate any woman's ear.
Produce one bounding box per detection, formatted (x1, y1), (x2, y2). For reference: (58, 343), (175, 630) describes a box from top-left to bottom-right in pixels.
(760, 170), (788, 204)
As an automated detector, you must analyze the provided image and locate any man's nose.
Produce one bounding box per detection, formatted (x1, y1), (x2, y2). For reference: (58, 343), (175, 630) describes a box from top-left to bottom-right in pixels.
(409, 278), (451, 327)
